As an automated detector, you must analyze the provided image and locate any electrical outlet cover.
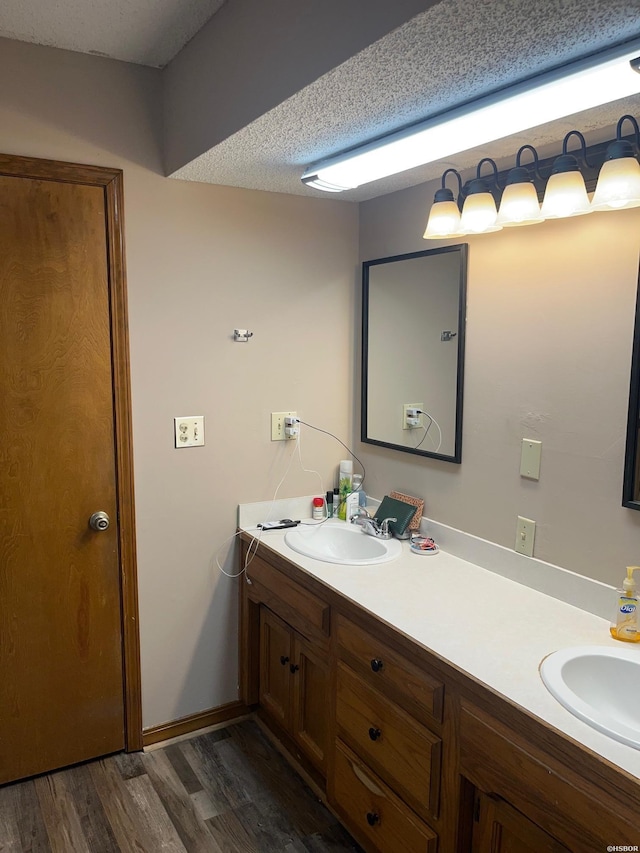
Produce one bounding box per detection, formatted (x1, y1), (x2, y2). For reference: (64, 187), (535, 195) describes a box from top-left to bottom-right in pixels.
(174, 416), (205, 448)
(271, 411), (297, 441)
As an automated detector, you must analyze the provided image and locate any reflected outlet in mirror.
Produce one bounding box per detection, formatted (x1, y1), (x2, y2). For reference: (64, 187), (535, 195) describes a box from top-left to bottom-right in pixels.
(361, 244), (468, 462)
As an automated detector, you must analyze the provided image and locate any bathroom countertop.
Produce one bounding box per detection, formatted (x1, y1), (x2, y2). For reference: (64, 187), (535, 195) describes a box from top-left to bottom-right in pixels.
(238, 516), (640, 781)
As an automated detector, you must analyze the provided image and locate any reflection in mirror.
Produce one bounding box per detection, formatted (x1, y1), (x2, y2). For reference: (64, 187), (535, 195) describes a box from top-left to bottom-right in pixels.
(362, 244), (468, 462)
(623, 260), (640, 509)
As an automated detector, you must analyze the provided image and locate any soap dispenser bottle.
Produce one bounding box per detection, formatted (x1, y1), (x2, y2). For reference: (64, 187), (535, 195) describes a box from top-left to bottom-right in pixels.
(610, 566), (640, 643)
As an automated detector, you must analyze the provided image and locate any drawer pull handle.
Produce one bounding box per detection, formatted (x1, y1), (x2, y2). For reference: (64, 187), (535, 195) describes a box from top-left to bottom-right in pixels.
(366, 812), (380, 827)
(370, 658), (384, 673)
(368, 727), (381, 741)
(290, 663), (300, 674)
(280, 656), (290, 666)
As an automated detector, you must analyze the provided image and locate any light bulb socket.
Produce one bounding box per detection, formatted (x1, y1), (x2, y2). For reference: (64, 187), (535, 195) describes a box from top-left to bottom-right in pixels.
(505, 166), (533, 186)
(605, 139), (636, 161)
(551, 154), (581, 174)
(466, 177), (490, 195)
(433, 187), (456, 203)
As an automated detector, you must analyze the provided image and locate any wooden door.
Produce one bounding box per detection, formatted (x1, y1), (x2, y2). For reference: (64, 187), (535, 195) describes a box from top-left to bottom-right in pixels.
(0, 155), (141, 784)
(472, 793), (570, 853)
(259, 607), (292, 728)
(291, 634), (330, 772)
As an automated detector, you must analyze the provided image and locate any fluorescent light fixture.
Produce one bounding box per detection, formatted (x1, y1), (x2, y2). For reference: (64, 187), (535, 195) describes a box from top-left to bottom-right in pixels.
(302, 39), (640, 192)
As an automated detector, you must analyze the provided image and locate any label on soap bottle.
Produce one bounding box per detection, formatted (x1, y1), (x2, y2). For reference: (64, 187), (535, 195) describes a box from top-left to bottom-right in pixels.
(611, 595), (639, 641)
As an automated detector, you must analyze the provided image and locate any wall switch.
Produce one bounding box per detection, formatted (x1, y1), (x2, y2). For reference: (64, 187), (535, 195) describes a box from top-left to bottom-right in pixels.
(271, 411), (297, 441)
(403, 402), (423, 430)
(515, 516), (536, 557)
(520, 438), (542, 480)
(174, 416), (205, 448)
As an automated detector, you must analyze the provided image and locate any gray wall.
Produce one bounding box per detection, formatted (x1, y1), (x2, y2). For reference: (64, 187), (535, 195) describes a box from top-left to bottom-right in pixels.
(0, 37), (358, 729)
(359, 178), (640, 586)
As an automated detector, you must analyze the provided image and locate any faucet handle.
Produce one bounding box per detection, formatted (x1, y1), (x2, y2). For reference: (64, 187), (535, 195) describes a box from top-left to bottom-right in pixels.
(379, 517), (397, 536)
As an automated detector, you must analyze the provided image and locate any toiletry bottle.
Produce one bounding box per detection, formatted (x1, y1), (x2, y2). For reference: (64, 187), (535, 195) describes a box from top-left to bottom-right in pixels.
(333, 487), (340, 520)
(610, 566), (640, 642)
(352, 473), (367, 508)
(312, 497), (325, 520)
(346, 492), (360, 522)
(337, 460), (353, 520)
(325, 490), (334, 518)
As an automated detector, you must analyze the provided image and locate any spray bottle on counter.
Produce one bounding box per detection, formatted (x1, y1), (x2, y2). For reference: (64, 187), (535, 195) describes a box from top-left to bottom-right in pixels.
(337, 460), (353, 520)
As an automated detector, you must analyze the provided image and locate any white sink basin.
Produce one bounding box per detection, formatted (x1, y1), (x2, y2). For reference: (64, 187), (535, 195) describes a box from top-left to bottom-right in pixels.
(284, 521), (402, 565)
(540, 645), (640, 750)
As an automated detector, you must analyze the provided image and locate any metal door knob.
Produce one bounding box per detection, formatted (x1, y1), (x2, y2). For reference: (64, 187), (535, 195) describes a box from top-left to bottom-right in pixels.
(89, 511), (110, 531)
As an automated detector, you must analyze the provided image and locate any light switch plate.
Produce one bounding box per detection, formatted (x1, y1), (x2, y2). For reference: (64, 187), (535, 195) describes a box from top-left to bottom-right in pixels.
(174, 416), (205, 448)
(520, 438), (542, 480)
(515, 516), (536, 557)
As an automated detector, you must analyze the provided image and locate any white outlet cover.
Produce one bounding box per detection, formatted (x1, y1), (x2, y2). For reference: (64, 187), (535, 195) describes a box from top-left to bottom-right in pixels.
(174, 416), (205, 448)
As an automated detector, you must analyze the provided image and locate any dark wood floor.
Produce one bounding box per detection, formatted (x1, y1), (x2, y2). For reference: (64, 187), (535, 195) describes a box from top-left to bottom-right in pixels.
(0, 719), (362, 852)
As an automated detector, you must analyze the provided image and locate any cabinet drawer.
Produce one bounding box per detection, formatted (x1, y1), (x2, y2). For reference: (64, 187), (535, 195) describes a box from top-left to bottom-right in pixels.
(337, 614), (443, 724)
(336, 663), (441, 820)
(246, 554), (330, 641)
(333, 740), (438, 853)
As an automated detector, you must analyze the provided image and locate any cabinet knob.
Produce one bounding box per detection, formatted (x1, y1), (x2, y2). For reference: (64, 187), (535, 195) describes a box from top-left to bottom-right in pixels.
(366, 812), (380, 827)
(368, 727), (381, 741)
(370, 658), (384, 673)
(290, 663), (300, 674)
(280, 655), (290, 666)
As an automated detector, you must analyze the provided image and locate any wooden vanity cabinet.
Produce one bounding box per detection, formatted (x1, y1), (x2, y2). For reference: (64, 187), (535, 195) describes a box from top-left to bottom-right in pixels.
(457, 695), (640, 852)
(239, 537), (640, 853)
(259, 606), (329, 773)
(240, 546), (331, 780)
(470, 791), (570, 853)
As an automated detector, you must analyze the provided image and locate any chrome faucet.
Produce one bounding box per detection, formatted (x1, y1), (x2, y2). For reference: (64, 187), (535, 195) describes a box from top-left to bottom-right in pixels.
(350, 510), (398, 540)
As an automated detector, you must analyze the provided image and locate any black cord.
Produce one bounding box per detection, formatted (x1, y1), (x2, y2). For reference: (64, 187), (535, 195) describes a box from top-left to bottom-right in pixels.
(295, 419), (366, 494)
(414, 410), (433, 450)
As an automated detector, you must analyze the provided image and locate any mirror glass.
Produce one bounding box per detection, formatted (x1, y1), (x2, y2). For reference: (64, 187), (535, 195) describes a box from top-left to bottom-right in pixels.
(361, 244), (468, 462)
(623, 260), (640, 509)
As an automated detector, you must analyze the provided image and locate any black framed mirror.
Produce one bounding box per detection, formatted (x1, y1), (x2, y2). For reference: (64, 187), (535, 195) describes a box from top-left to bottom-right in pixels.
(623, 260), (640, 508)
(361, 244), (468, 463)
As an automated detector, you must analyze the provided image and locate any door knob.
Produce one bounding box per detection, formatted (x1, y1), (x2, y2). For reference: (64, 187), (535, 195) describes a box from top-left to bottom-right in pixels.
(89, 511), (110, 531)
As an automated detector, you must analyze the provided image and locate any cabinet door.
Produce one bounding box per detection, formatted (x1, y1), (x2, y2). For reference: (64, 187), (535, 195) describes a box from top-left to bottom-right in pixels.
(473, 792), (570, 853)
(291, 634), (330, 773)
(259, 607), (292, 729)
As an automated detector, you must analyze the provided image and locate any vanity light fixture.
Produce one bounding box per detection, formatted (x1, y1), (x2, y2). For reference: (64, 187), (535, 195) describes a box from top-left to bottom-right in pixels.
(301, 39), (640, 193)
(496, 145), (545, 227)
(423, 168), (465, 239)
(591, 115), (640, 211)
(540, 131), (592, 219)
(423, 114), (640, 239)
(459, 159), (502, 234)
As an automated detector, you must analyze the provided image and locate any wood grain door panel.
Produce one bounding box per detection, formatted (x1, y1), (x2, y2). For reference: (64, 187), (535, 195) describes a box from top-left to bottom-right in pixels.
(259, 607), (292, 729)
(0, 170), (130, 782)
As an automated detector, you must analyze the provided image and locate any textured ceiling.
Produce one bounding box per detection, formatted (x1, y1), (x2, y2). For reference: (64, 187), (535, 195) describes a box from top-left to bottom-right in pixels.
(0, 0), (638, 199)
(172, 0), (640, 200)
(0, 0), (226, 67)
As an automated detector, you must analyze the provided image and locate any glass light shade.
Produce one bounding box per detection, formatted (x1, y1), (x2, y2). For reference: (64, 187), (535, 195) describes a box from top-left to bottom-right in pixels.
(460, 192), (502, 234)
(591, 157), (640, 210)
(496, 181), (544, 226)
(541, 171), (591, 218)
(423, 200), (463, 239)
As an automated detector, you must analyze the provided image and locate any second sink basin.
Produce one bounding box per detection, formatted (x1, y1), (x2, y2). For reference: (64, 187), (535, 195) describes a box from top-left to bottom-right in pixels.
(284, 521), (402, 565)
(540, 644), (640, 750)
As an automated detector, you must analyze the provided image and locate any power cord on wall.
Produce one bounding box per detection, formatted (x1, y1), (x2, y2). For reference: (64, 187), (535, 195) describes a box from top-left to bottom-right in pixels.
(214, 417), (366, 578)
(414, 409), (442, 452)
